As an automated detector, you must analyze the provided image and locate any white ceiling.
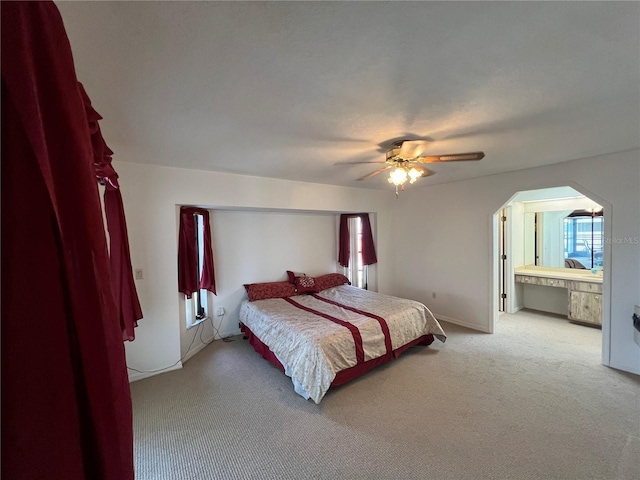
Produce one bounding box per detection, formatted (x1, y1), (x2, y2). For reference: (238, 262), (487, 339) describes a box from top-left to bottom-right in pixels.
(57, 1), (640, 190)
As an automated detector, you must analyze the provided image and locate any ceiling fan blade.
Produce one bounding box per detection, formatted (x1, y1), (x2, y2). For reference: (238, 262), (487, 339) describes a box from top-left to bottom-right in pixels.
(357, 165), (392, 181)
(416, 151), (485, 163)
(398, 139), (430, 158)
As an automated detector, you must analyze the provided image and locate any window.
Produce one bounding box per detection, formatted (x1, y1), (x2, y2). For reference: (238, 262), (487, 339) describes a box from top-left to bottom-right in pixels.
(338, 213), (376, 289)
(178, 206), (216, 328)
(564, 211), (603, 269)
(186, 213), (209, 327)
(344, 216), (368, 289)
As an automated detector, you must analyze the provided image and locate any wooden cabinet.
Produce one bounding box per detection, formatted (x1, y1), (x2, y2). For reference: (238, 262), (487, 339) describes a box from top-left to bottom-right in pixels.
(568, 281), (602, 327)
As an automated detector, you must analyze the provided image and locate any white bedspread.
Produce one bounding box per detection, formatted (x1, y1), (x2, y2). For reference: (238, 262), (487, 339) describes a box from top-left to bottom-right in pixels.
(239, 285), (446, 403)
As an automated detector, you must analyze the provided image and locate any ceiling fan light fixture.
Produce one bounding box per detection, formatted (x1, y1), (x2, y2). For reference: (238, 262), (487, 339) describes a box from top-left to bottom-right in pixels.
(342, 137), (483, 196)
(388, 166), (408, 186)
(408, 167), (422, 183)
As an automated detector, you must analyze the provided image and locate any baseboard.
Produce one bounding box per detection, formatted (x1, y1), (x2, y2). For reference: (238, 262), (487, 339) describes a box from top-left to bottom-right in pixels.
(513, 304), (525, 313)
(128, 328), (243, 382)
(127, 362), (182, 383)
(182, 327), (242, 364)
(608, 360), (640, 377)
(220, 327), (241, 339)
(182, 338), (212, 364)
(434, 314), (490, 333)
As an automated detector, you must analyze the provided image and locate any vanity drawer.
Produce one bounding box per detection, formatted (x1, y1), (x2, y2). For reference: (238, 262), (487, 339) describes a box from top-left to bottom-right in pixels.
(515, 275), (536, 284)
(536, 277), (566, 288)
(515, 275), (565, 288)
(569, 281), (602, 294)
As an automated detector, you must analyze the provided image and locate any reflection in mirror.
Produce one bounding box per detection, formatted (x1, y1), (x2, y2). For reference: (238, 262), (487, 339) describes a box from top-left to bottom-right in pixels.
(524, 208), (603, 270)
(564, 209), (603, 270)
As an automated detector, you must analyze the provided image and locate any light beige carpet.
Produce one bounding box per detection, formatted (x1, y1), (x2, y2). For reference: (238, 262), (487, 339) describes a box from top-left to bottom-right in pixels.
(130, 310), (640, 479)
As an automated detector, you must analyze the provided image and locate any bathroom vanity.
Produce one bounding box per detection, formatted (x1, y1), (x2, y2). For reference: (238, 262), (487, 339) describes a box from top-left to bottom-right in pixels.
(514, 265), (603, 327)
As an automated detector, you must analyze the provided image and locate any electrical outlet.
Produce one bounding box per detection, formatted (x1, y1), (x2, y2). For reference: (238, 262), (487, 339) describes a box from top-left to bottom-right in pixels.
(135, 269), (144, 280)
(215, 307), (225, 317)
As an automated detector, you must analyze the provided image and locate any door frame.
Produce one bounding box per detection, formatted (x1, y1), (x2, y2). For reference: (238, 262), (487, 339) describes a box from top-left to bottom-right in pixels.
(490, 183), (612, 367)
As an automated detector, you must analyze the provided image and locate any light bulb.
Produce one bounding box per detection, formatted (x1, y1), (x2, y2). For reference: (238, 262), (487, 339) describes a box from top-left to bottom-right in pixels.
(408, 167), (422, 184)
(389, 167), (408, 186)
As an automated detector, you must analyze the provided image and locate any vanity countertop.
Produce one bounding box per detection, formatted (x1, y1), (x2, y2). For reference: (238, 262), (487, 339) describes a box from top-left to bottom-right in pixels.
(515, 265), (603, 284)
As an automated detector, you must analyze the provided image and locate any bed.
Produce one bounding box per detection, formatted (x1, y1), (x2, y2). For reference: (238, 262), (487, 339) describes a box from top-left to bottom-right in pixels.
(239, 276), (446, 403)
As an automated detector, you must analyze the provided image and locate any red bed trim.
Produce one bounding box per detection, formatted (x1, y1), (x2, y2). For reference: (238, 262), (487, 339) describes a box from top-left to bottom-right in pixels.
(310, 293), (393, 357)
(240, 323), (434, 389)
(283, 296), (365, 364)
(242, 324), (286, 373)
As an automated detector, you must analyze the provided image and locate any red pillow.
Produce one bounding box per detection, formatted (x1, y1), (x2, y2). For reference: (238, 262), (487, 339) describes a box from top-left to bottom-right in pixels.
(244, 281), (297, 301)
(286, 270), (306, 284)
(314, 273), (350, 291)
(295, 275), (320, 294)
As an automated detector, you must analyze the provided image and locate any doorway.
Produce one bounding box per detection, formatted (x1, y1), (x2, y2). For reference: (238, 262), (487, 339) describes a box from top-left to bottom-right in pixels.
(498, 208), (507, 313)
(491, 185), (612, 366)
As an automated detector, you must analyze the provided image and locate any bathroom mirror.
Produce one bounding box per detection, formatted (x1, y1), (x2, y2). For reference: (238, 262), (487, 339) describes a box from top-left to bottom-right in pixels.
(524, 209), (603, 270)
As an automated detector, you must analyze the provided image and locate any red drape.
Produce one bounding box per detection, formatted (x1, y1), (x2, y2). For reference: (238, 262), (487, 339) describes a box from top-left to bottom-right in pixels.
(199, 211), (217, 294)
(80, 83), (143, 341)
(104, 188), (143, 341)
(1, 2), (134, 479)
(338, 213), (378, 267)
(178, 207), (217, 298)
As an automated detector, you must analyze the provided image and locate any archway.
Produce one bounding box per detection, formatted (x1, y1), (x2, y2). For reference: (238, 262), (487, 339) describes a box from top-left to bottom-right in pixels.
(490, 184), (612, 366)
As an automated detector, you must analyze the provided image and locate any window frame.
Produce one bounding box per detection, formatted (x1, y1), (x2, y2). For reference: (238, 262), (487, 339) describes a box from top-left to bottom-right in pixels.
(343, 216), (368, 289)
(185, 213), (209, 328)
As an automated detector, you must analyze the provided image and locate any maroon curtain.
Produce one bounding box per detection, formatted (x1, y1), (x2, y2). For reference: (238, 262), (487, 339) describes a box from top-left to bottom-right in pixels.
(178, 207), (217, 298)
(360, 214), (378, 266)
(338, 213), (378, 267)
(338, 215), (351, 267)
(1, 2), (133, 480)
(80, 84), (143, 342)
(104, 188), (143, 341)
(199, 212), (217, 294)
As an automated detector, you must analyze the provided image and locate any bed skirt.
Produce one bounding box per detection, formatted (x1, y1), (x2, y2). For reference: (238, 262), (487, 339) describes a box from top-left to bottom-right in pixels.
(240, 323), (435, 388)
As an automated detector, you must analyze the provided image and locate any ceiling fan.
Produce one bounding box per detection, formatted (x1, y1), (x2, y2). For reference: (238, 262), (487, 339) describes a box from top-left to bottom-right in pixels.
(342, 139), (484, 196)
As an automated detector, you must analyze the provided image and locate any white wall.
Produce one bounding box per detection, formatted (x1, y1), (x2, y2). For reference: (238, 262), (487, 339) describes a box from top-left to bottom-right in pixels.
(509, 203), (526, 312)
(540, 210), (572, 268)
(115, 161), (393, 380)
(392, 150), (640, 375)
